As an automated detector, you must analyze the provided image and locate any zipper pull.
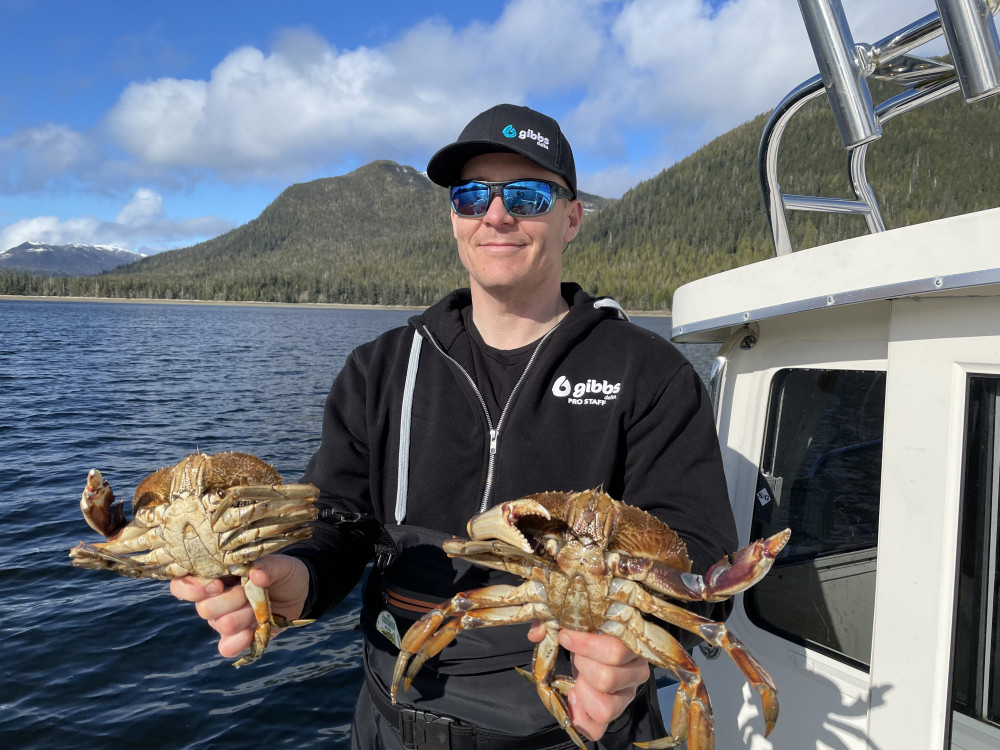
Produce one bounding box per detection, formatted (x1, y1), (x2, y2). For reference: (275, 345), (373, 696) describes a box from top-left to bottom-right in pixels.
(489, 428), (498, 455)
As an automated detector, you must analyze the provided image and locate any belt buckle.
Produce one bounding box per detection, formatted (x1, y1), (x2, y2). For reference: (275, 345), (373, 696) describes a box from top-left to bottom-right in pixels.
(398, 707), (456, 750)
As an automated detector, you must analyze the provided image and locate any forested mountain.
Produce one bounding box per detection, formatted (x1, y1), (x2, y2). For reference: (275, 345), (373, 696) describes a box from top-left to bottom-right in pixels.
(3, 81), (998, 310)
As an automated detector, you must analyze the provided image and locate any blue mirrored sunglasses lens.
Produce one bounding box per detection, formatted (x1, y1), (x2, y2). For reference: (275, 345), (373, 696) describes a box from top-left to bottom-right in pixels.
(503, 181), (553, 216)
(450, 181), (556, 217)
(451, 184), (491, 216)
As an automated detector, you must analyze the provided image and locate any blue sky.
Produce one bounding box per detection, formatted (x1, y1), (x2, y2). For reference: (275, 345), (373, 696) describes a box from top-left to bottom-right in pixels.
(1, 0), (936, 254)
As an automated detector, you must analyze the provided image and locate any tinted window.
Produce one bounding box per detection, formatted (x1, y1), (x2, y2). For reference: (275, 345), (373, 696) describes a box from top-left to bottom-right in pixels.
(747, 369), (885, 667)
(952, 376), (1000, 726)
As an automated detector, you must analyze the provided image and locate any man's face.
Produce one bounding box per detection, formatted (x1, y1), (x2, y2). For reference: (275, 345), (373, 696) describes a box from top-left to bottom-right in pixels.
(451, 152), (582, 303)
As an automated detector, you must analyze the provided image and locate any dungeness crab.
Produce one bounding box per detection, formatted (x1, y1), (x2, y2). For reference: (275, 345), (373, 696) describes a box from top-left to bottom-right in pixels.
(391, 488), (790, 750)
(69, 451), (319, 667)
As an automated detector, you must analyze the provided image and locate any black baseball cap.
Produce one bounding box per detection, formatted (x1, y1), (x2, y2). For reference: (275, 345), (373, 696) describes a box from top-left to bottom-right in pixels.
(426, 103), (577, 198)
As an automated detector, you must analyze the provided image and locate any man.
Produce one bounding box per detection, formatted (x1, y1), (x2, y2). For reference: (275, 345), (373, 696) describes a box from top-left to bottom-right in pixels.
(172, 104), (738, 749)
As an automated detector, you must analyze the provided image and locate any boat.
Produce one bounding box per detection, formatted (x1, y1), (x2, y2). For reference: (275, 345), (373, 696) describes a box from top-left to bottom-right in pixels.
(664, 1), (1000, 747)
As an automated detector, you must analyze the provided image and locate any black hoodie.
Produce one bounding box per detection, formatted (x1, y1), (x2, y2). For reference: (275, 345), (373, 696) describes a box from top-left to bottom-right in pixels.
(286, 282), (737, 737)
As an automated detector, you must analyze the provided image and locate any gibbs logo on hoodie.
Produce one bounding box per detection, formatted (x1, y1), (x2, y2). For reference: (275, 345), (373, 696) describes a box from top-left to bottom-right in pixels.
(550, 375), (621, 407)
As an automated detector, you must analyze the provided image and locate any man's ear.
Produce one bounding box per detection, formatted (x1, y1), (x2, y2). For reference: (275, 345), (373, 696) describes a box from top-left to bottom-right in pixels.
(564, 199), (584, 244)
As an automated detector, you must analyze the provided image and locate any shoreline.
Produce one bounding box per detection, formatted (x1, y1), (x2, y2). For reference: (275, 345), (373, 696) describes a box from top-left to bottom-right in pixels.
(0, 294), (422, 312)
(0, 294), (671, 316)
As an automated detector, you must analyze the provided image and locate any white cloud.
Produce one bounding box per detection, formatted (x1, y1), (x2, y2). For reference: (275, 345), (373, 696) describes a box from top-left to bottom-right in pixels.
(116, 187), (166, 225)
(0, 123), (100, 192)
(0, 188), (232, 253)
(107, 31), (415, 175)
(103, 1), (613, 178)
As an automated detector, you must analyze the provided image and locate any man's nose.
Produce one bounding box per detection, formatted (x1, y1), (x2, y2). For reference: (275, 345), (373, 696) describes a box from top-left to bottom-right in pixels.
(481, 193), (515, 225)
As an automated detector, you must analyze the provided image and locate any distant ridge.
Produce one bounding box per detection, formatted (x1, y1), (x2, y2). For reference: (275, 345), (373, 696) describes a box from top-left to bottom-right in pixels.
(2, 75), (998, 310)
(0, 242), (146, 276)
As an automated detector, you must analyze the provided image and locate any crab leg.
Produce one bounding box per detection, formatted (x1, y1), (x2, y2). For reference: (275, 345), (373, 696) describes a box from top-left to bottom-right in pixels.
(390, 582), (550, 700)
(233, 576), (315, 668)
(219, 518), (315, 553)
(607, 578), (779, 738)
(443, 539), (549, 580)
(513, 622), (587, 750)
(600, 607), (712, 750)
(210, 483), (318, 529)
(68, 542), (160, 578)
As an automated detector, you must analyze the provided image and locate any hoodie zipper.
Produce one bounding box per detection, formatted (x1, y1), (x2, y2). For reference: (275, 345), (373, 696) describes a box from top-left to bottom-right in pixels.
(422, 323), (560, 512)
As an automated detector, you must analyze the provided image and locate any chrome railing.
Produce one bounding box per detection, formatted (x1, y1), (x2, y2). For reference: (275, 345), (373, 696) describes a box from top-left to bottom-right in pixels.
(762, 0), (1000, 256)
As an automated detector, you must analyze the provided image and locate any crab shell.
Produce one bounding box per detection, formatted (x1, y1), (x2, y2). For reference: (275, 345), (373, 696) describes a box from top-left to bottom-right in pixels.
(69, 451), (319, 667)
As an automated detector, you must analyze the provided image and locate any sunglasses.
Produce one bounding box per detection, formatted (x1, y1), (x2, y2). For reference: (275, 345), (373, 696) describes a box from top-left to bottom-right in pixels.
(449, 179), (574, 218)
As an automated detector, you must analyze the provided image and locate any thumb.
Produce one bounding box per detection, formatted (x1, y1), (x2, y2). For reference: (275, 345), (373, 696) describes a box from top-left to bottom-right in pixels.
(248, 553), (302, 589)
(246, 554), (310, 623)
(527, 619), (547, 643)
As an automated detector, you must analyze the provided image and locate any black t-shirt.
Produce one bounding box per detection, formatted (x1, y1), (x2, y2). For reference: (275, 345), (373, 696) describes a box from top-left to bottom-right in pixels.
(462, 307), (536, 423)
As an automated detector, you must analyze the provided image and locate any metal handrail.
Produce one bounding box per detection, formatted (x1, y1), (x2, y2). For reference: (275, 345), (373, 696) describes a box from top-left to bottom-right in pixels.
(761, 1), (1000, 256)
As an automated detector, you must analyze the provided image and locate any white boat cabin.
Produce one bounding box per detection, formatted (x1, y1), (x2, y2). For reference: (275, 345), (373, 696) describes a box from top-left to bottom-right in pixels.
(668, 3), (1000, 748)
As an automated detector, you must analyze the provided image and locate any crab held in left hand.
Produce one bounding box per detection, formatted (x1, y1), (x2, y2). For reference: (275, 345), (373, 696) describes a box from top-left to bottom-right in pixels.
(391, 488), (790, 750)
(69, 451), (319, 667)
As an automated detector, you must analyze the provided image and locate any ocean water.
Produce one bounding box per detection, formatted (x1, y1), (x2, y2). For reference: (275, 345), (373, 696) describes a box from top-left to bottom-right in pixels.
(0, 298), (716, 749)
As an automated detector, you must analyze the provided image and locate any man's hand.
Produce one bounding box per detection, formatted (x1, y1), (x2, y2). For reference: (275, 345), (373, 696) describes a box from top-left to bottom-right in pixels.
(169, 554), (310, 660)
(527, 622), (650, 741)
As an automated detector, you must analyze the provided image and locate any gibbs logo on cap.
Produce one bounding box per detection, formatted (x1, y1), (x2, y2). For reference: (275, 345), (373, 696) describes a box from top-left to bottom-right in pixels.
(502, 122), (550, 150)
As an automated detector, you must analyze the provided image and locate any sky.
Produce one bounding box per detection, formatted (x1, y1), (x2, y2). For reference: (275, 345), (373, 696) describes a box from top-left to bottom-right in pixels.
(0, 0), (943, 255)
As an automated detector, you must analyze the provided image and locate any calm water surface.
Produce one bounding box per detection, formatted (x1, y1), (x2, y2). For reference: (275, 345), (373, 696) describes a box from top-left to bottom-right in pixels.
(0, 299), (715, 749)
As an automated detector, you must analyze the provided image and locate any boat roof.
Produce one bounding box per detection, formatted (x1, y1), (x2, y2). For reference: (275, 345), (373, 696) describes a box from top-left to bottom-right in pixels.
(671, 205), (1000, 343)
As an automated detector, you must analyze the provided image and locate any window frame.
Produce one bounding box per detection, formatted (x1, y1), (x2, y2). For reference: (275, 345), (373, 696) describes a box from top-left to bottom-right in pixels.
(745, 366), (887, 670)
(951, 374), (1000, 728)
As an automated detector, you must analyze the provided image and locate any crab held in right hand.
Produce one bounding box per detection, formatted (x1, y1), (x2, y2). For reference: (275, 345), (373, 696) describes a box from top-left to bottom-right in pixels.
(392, 488), (790, 750)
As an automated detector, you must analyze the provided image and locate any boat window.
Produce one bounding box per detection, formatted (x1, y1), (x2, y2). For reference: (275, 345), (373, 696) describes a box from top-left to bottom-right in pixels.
(747, 368), (885, 668)
(952, 376), (1000, 727)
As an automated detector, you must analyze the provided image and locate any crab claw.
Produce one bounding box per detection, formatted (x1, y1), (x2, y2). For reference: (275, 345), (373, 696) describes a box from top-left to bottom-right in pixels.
(465, 499), (552, 553)
(80, 469), (127, 539)
(699, 528), (791, 601)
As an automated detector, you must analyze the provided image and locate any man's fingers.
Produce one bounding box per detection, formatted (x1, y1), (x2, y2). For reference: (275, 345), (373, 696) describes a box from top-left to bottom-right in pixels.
(526, 619), (547, 643)
(552, 629), (650, 742)
(247, 553), (300, 588)
(558, 629), (635, 666)
(170, 562), (310, 663)
(217, 629), (256, 659)
(192, 580), (249, 622)
(247, 554), (310, 622)
(569, 667), (636, 723)
(170, 575), (223, 602)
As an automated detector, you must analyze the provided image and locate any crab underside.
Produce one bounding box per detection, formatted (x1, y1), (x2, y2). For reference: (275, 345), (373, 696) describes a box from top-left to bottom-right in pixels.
(390, 488), (790, 750)
(69, 451), (319, 667)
